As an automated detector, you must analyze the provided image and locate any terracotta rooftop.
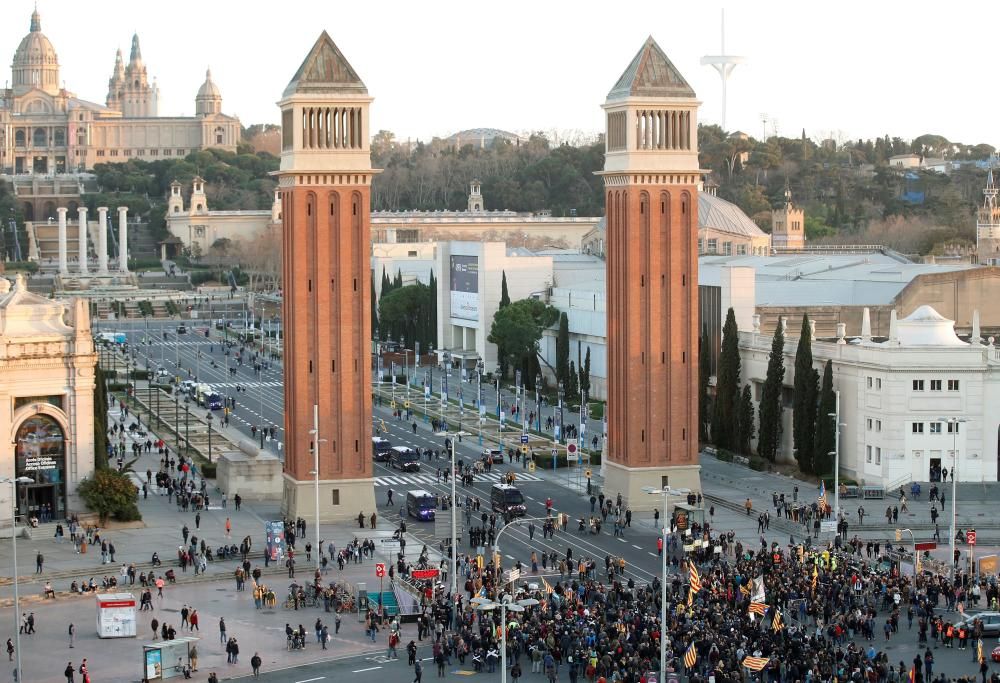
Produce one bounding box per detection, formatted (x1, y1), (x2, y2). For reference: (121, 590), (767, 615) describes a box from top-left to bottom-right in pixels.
(283, 31), (367, 98)
(607, 36), (695, 101)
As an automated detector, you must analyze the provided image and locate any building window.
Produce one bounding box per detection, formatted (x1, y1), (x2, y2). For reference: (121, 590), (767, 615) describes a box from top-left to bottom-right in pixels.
(912, 380), (925, 391)
(875, 447), (881, 465)
(876, 420), (882, 432)
(163, 149), (172, 156)
(912, 423), (924, 434)
(930, 379), (942, 391)
(149, 149), (158, 156)
(866, 418), (872, 431)
(177, 149), (186, 156)
(867, 376), (873, 389)
(930, 422), (942, 434)
(697, 239), (704, 252)
(876, 378), (882, 389)
(737, 244), (747, 255)
(110, 150), (118, 157)
(866, 445), (872, 463)
(96, 150), (105, 157)
(723, 241), (732, 255)
(947, 422), (960, 434)
(948, 380), (960, 391)
(124, 149), (132, 157)
(707, 239), (718, 254)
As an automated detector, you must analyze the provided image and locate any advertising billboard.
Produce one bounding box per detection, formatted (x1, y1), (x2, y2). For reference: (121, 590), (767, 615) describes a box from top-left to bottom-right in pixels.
(449, 255), (479, 321)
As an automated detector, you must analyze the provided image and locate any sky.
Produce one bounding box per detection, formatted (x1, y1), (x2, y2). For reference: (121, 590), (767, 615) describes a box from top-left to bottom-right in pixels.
(6, 0), (999, 148)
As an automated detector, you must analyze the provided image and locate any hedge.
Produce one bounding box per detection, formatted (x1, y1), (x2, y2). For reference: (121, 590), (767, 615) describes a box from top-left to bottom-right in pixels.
(165, 300), (180, 315)
(588, 401), (605, 419)
(5, 261), (38, 273)
(138, 300), (153, 316)
(129, 258), (163, 271)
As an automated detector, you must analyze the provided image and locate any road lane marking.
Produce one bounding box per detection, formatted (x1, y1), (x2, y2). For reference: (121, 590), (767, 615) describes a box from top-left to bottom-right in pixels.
(351, 667), (381, 673)
(632, 544), (642, 549)
(296, 678), (327, 683)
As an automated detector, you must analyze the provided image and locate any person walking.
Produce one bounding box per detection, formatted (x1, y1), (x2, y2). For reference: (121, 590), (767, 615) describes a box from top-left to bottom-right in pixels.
(225, 518), (232, 539)
(219, 617), (227, 644)
(413, 659), (423, 683)
(250, 652), (262, 678)
(36, 551), (44, 573)
(195, 512), (201, 530)
(6, 638), (13, 661)
(68, 622), (75, 648)
(387, 488), (394, 506)
(64, 660), (76, 683)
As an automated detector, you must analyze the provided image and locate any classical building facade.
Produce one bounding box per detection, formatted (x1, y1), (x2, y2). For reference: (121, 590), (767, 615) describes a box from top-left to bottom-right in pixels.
(0, 275), (96, 528)
(770, 185), (805, 251)
(165, 177), (281, 256)
(0, 9), (240, 175)
(601, 38), (702, 500)
(278, 33), (377, 521)
(976, 169), (1000, 265)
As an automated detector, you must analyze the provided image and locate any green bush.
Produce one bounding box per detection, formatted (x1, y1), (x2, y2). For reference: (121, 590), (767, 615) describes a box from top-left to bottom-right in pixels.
(588, 401), (605, 419)
(165, 301), (180, 315)
(5, 261), (38, 273)
(129, 258), (162, 271)
(138, 301), (153, 316)
(77, 469), (141, 524)
(199, 461), (217, 479)
(715, 449), (735, 463)
(189, 271), (218, 285)
(748, 456), (768, 472)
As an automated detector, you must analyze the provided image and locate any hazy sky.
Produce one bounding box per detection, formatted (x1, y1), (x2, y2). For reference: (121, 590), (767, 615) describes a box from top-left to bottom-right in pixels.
(7, 0), (998, 147)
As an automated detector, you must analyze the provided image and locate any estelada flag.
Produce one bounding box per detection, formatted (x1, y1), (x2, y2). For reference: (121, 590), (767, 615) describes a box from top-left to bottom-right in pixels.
(748, 602), (768, 616)
(684, 642), (697, 669)
(743, 656), (769, 671)
(818, 481), (827, 509)
(688, 562), (702, 593)
(739, 582), (751, 597)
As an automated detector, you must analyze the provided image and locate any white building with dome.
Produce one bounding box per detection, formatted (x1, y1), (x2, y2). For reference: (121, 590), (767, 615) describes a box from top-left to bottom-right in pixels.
(0, 8), (239, 178)
(739, 304), (1000, 486)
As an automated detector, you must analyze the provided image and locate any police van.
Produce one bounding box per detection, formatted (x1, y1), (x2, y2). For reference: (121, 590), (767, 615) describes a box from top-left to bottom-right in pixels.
(490, 483), (526, 517)
(405, 490), (437, 521)
(372, 437), (393, 462)
(389, 446), (420, 472)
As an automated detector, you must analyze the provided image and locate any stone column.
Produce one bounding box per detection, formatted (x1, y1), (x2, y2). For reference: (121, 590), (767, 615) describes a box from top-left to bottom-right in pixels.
(56, 207), (68, 275)
(117, 206), (129, 273)
(77, 206), (89, 275)
(97, 207), (109, 275)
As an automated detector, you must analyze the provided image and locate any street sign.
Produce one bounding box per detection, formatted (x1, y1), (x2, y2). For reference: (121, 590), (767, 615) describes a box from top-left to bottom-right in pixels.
(375, 562), (386, 578)
(380, 538), (401, 546)
(404, 401), (410, 409)
(967, 529), (977, 545)
(504, 568), (521, 584)
(915, 542), (937, 551)
(520, 434), (529, 444)
(411, 568), (439, 580)
(566, 439), (578, 462)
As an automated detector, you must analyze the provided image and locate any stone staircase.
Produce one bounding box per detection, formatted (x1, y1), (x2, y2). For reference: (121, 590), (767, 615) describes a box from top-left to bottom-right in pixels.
(126, 220), (161, 261)
(30, 220), (83, 265)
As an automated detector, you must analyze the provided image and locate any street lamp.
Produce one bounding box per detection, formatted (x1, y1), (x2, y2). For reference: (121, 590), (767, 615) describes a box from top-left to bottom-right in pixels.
(205, 412), (214, 463)
(828, 396), (845, 520)
(644, 485), (691, 683)
(557, 381), (565, 444)
(183, 396), (191, 454)
(3, 476), (33, 683)
(939, 416), (967, 569)
(472, 594), (538, 683)
(309, 404), (325, 572)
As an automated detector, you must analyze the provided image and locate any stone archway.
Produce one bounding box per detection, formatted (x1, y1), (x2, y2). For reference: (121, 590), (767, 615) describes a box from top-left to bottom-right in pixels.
(13, 412), (69, 521)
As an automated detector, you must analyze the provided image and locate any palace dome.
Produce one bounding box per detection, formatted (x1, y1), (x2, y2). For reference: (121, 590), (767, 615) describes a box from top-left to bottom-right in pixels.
(11, 9), (60, 96)
(197, 69), (221, 99)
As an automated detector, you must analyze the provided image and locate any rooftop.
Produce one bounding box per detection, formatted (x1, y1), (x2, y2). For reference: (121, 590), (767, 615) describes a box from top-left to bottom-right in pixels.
(283, 31), (367, 98)
(607, 36), (696, 101)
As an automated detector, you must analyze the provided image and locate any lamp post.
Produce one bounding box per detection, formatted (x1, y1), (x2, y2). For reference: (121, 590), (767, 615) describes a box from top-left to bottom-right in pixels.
(3, 476), (33, 683)
(557, 381), (565, 444)
(828, 391), (845, 520)
(534, 373), (542, 433)
(205, 412), (214, 463)
(472, 594), (539, 683)
(447, 436), (458, 596)
(309, 404), (325, 572)
(257, 304), (265, 448)
(644, 485), (691, 683)
(895, 527), (918, 588)
(939, 416), (967, 570)
(184, 396), (191, 454)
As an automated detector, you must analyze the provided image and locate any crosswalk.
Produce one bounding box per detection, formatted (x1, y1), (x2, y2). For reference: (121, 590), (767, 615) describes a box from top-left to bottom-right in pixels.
(211, 381), (283, 388)
(374, 471), (542, 487)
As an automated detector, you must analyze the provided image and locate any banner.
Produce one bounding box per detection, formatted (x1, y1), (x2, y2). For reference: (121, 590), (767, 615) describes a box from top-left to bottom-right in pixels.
(449, 255), (479, 321)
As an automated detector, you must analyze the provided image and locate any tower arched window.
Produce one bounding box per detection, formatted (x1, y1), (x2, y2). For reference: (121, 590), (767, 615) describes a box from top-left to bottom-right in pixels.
(33, 128), (46, 147)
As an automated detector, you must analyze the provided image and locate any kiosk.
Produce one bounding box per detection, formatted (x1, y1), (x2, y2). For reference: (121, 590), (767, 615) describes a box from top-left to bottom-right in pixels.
(96, 593), (136, 638)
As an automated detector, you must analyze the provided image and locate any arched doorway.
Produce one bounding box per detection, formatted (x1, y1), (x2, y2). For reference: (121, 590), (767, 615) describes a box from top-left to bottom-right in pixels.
(14, 415), (67, 521)
(22, 202), (33, 222)
(43, 201), (56, 220)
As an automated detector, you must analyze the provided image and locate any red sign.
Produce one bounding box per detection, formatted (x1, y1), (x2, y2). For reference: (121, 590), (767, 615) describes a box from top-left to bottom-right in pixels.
(375, 562), (386, 578)
(915, 542), (937, 551)
(567, 443), (577, 454)
(967, 530), (977, 546)
(411, 568), (440, 579)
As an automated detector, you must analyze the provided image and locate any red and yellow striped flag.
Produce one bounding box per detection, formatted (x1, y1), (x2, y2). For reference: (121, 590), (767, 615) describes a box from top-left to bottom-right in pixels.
(688, 562), (702, 593)
(683, 642), (697, 669)
(748, 602), (769, 616)
(541, 577), (554, 595)
(811, 564), (818, 591)
(739, 582), (751, 597)
(743, 656), (770, 671)
(772, 608), (784, 632)
(977, 638), (984, 664)
(687, 586), (695, 607)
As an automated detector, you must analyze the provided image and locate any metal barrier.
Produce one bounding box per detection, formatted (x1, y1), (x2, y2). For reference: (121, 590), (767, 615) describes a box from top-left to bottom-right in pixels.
(861, 486), (885, 500)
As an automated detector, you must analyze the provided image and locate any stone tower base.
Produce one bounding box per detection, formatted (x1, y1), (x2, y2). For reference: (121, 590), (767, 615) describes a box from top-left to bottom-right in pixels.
(281, 474), (377, 524)
(602, 460), (702, 509)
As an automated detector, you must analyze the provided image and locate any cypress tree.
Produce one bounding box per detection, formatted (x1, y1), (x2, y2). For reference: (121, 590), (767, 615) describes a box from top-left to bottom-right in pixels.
(567, 360), (579, 401)
(556, 312), (570, 389)
(427, 270), (437, 350)
(579, 347), (591, 399)
(698, 327), (711, 442)
(370, 273), (379, 339)
(712, 308), (741, 450)
(756, 320), (785, 462)
(792, 314), (816, 473)
(393, 268), (403, 290)
(500, 270), (511, 309)
(814, 360), (837, 478)
(94, 365), (109, 469)
(736, 384), (755, 456)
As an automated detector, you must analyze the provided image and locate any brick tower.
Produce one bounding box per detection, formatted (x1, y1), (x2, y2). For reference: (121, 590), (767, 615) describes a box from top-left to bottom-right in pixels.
(277, 32), (377, 521)
(600, 37), (702, 502)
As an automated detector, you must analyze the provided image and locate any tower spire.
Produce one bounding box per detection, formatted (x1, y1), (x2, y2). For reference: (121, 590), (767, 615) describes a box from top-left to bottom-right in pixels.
(30, 4), (41, 32)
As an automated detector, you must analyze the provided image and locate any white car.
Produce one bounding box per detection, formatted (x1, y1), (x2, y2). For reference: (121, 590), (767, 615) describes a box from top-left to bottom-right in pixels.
(156, 368), (171, 379)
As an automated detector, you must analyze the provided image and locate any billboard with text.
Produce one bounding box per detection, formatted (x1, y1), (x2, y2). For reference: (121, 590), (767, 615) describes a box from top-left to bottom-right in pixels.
(449, 255), (479, 321)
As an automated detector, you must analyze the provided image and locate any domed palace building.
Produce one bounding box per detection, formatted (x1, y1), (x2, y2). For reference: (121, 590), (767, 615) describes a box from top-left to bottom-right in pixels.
(0, 8), (239, 182)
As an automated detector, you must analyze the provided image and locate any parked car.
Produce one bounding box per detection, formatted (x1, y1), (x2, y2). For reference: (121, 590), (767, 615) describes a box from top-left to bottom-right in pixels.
(956, 612), (1000, 637)
(176, 324), (188, 334)
(482, 448), (504, 465)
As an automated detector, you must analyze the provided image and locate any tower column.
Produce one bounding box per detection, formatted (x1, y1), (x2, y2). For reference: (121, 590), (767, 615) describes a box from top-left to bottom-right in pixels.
(97, 207), (109, 275)
(56, 207), (68, 275)
(117, 206), (129, 273)
(76, 206), (88, 275)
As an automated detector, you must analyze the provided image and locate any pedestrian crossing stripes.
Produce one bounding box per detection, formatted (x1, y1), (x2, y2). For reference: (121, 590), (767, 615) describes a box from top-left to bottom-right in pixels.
(374, 471), (541, 487)
(211, 381), (283, 388)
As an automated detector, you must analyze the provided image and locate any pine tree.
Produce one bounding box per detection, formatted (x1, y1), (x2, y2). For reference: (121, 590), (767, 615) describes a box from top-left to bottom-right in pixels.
(792, 314), (816, 473)
(712, 308), (741, 450)
(556, 312), (570, 389)
(393, 268), (403, 290)
(756, 320), (785, 462)
(370, 273), (379, 339)
(813, 360), (837, 478)
(698, 327), (711, 442)
(579, 347), (591, 399)
(500, 270), (511, 309)
(567, 360), (579, 401)
(736, 384), (755, 456)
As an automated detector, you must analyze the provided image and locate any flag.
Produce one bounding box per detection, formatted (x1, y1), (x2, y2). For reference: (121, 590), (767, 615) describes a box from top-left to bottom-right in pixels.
(743, 656), (769, 672)
(811, 564), (818, 591)
(818, 481), (828, 510)
(739, 582), (751, 597)
(977, 638), (984, 664)
(687, 587), (695, 607)
(750, 576), (766, 604)
(541, 577), (554, 595)
(684, 642), (697, 669)
(772, 608), (784, 632)
(688, 562), (702, 593)
(748, 602), (769, 616)
(908, 668), (915, 683)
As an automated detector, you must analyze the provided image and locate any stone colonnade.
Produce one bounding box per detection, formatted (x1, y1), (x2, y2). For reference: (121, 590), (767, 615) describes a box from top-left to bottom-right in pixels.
(55, 206), (130, 276)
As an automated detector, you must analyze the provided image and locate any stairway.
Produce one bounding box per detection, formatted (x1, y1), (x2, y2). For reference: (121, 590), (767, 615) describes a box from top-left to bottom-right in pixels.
(126, 220), (161, 261)
(368, 590), (399, 616)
